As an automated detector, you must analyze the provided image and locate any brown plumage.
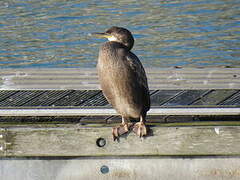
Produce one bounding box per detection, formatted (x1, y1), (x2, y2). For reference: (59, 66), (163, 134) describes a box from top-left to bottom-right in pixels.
(93, 26), (150, 140)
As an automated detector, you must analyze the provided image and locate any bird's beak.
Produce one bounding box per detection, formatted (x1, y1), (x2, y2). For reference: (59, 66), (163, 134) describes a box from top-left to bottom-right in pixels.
(91, 32), (113, 39)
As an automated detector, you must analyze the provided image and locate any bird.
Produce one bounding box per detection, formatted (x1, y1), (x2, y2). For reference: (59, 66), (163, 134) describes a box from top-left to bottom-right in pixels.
(92, 26), (150, 140)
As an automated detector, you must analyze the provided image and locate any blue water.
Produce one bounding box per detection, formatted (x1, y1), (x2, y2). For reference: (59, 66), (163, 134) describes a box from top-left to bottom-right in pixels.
(0, 0), (239, 68)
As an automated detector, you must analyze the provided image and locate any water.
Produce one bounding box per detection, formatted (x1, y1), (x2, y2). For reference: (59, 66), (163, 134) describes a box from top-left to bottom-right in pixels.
(0, 0), (239, 68)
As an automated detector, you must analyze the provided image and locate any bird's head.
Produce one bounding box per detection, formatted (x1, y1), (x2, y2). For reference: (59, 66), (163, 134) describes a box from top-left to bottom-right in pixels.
(92, 26), (134, 50)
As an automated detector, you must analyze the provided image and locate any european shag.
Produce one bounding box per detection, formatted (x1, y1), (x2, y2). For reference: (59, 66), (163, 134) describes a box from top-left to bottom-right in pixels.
(93, 26), (150, 140)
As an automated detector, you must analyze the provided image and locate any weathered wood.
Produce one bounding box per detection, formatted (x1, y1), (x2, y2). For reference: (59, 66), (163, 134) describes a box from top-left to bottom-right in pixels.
(0, 107), (239, 116)
(0, 68), (239, 90)
(1, 157), (240, 180)
(1, 126), (240, 157)
(0, 117), (239, 125)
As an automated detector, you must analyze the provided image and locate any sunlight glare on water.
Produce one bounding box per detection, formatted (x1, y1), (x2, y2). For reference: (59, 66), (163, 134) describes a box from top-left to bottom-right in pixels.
(0, 0), (239, 68)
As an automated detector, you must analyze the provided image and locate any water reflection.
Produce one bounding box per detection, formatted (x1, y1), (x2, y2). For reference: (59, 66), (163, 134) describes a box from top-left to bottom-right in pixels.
(0, 0), (239, 68)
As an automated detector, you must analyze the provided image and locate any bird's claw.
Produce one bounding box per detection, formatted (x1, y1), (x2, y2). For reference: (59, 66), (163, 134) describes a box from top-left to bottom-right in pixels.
(112, 123), (133, 141)
(133, 122), (147, 138)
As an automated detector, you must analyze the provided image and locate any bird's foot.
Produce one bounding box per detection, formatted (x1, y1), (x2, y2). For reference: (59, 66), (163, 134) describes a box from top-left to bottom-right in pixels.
(112, 123), (133, 141)
(133, 122), (147, 138)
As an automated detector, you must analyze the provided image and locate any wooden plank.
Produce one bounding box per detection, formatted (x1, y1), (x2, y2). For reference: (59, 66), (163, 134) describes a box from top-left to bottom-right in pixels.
(0, 68), (239, 90)
(1, 157), (240, 180)
(0, 115), (239, 124)
(0, 68), (239, 76)
(1, 126), (240, 156)
(0, 107), (239, 116)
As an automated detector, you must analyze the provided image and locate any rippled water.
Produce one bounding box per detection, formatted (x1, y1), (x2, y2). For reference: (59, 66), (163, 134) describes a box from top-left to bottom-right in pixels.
(0, 0), (239, 68)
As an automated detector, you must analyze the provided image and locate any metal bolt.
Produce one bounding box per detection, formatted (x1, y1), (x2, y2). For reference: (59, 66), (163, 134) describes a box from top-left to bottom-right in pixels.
(100, 165), (109, 174)
(96, 138), (106, 147)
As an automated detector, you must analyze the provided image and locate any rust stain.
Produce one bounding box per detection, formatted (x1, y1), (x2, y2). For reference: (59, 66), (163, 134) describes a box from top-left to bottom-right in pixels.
(201, 168), (240, 177)
(112, 170), (131, 178)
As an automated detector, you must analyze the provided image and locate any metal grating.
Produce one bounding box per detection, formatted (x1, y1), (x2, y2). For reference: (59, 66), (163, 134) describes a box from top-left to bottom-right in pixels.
(0, 89), (239, 124)
(20, 90), (73, 106)
(0, 90), (19, 102)
(0, 90), (240, 107)
(0, 90), (45, 106)
(219, 91), (240, 105)
(79, 91), (109, 106)
(161, 90), (210, 106)
(53, 90), (99, 106)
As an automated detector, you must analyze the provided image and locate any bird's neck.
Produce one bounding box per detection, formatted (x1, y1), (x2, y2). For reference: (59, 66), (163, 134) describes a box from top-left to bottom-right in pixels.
(107, 41), (132, 51)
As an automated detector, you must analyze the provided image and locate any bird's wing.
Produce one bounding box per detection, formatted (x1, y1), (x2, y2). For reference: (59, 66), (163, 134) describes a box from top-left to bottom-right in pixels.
(125, 52), (150, 112)
(126, 52), (149, 91)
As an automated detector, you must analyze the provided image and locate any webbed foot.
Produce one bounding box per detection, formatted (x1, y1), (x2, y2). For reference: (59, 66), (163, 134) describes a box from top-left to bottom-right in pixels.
(133, 122), (147, 137)
(112, 123), (133, 141)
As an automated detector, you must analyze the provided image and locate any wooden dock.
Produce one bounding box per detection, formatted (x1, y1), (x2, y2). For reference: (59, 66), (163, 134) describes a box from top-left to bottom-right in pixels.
(0, 68), (240, 180)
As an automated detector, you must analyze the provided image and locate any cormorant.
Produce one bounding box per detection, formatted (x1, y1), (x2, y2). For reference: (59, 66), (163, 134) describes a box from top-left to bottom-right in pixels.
(93, 26), (150, 140)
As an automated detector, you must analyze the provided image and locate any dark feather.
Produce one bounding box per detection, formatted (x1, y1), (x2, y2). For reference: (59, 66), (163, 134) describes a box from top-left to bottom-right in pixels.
(97, 41), (150, 119)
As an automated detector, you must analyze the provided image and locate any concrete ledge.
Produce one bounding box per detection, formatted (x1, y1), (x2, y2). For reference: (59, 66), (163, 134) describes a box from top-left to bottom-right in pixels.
(1, 157), (240, 180)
